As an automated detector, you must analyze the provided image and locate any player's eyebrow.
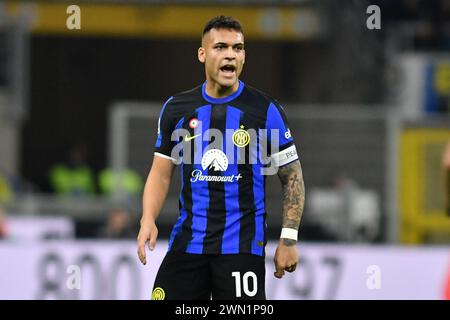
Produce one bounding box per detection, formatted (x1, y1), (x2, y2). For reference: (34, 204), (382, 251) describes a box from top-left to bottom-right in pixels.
(213, 42), (244, 47)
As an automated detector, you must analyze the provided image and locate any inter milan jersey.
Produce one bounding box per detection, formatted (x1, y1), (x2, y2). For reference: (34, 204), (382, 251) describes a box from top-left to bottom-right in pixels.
(154, 80), (299, 257)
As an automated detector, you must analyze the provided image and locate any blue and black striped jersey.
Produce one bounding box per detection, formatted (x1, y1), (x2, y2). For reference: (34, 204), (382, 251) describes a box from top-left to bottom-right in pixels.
(154, 80), (299, 257)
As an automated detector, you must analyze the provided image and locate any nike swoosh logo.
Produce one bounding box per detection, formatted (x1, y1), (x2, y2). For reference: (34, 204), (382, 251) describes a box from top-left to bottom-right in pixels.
(184, 134), (200, 142)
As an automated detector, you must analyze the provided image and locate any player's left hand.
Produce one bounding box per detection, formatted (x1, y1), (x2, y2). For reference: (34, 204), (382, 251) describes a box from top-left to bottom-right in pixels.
(273, 239), (299, 279)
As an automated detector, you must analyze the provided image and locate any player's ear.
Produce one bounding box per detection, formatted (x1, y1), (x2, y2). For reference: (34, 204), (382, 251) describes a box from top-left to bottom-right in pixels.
(198, 47), (205, 64)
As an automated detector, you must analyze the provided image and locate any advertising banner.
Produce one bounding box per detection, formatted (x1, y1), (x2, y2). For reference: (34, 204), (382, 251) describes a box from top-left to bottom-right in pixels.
(0, 241), (448, 300)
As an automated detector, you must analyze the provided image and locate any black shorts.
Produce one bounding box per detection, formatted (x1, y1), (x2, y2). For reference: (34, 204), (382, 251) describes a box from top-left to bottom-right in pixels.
(152, 251), (266, 300)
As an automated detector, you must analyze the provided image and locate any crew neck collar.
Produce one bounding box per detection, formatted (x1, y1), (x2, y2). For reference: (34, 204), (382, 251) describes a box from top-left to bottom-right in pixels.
(202, 80), (244, 104)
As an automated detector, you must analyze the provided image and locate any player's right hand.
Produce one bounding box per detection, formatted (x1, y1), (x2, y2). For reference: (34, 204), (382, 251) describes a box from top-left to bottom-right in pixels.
(137, 219), (158, 265)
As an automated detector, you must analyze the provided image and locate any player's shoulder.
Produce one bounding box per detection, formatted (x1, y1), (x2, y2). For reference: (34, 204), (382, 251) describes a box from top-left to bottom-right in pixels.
(241, 83), (284, 112)
(170, 84), (203, 105)
(158, 85), (202, 116)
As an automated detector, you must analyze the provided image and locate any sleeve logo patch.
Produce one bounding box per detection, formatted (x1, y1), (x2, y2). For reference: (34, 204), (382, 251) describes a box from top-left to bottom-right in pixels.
(284, 129), (292, 139)
(189, 118), (199, 129)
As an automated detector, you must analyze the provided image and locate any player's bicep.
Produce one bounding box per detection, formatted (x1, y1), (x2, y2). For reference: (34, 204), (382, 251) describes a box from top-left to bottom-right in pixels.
(149, 154), (175, 182)
(276, 159), (301, 184)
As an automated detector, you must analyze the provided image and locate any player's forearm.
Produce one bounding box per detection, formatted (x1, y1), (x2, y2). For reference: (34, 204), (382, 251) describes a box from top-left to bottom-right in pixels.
(277, 160), (305, 246)
(141, 171), (171, 225)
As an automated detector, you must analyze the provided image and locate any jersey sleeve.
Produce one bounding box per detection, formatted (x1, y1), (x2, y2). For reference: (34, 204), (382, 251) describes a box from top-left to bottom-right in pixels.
(265, 101), (299, 167)
(154, 96), (176, 161)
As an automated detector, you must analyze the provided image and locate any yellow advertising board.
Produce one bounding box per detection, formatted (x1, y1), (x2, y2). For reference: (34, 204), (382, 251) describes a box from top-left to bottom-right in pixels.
(400, 128), (450, 243)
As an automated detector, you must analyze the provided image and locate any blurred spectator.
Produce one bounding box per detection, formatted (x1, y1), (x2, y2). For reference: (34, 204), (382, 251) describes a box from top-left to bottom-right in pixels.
(97, 208), (135, 239)
(333, 171), (358, 190)
(49, 144), (95, 196)
(98, 168), (143, 200)
(0, 207), (9, 239)
(442, 140), (450, 215)
(333, 172), (380, 242)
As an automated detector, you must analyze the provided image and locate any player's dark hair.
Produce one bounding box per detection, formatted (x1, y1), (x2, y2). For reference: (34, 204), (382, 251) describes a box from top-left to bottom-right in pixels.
(202, 16), (244, 38)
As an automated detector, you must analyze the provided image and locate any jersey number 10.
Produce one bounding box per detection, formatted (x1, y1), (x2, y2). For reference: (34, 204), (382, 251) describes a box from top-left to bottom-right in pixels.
(231, 271), (258, 297)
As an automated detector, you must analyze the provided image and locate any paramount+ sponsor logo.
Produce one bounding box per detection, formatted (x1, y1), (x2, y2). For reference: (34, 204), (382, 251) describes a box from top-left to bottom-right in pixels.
(191, 149), (243, 183)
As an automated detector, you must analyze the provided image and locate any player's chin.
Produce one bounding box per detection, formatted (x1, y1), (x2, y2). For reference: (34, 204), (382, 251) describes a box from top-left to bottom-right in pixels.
(217, 75), (238, 88)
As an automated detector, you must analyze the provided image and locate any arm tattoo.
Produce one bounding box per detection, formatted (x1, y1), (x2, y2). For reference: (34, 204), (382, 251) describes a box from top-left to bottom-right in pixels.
(277, 160), (305, 246)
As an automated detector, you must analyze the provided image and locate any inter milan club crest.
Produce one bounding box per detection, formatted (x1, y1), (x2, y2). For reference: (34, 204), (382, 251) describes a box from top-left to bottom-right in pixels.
(232, 125), (250, 147)
(189, 118), (199, 129)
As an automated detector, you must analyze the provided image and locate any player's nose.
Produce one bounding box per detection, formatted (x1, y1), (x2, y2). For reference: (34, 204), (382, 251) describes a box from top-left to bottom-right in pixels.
(225, 47), (236, 59)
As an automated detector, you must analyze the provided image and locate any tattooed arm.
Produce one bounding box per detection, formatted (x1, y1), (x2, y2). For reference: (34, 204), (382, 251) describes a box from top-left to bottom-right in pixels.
(273, 159), (305, 278)
(279, 160), (305, 243)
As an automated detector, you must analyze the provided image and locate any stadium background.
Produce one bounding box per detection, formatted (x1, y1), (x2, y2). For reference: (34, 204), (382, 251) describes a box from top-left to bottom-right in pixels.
(0, 0), (449, 299)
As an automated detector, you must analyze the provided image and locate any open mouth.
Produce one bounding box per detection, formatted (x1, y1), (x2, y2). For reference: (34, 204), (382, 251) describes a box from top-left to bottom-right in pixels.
(220, 64), (236, 74)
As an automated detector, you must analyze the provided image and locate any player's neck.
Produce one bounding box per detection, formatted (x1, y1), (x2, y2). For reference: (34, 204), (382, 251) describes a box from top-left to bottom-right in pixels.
(204, 80), (239, 99)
